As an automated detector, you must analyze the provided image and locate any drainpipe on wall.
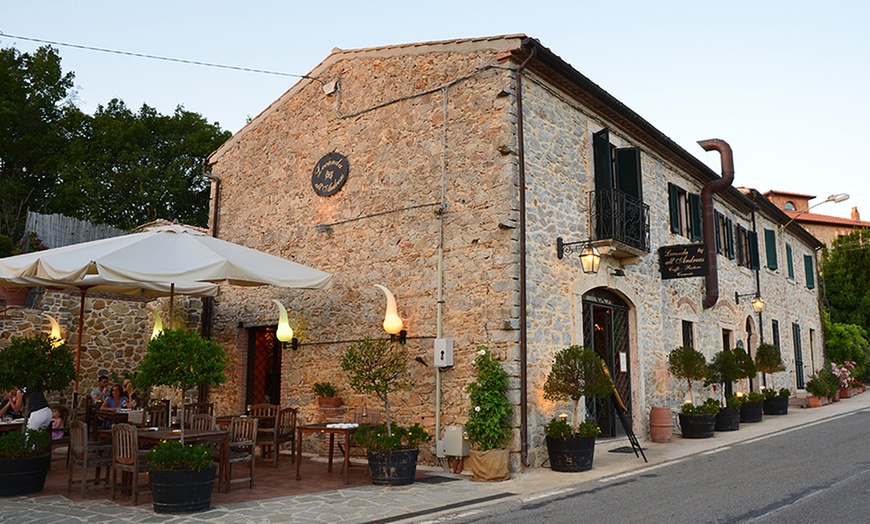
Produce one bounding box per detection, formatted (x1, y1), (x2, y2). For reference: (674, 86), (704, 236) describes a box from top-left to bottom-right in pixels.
(516, 46), (536, 468)
(201, 160), (221, 401)
(697, 139), (735, 310)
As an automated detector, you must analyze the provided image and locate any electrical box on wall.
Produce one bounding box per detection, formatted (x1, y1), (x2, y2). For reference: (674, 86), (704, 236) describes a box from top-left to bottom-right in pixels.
(436, 424), (469, 458)
(433, 338), (454, 368)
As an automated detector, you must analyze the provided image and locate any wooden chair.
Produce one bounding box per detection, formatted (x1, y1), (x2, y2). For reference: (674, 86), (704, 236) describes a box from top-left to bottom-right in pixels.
(341, 408), (381, 471)
(67, 421), (112, 497)
(226, 416), (258, 490)
(249, 403), (277, 428)
(182, 402), (214, 428)
(111, 423), (150, 505)
(146, 400), (170, 428)
(257, 407), (297, 467)
(190, 413), (216, 431)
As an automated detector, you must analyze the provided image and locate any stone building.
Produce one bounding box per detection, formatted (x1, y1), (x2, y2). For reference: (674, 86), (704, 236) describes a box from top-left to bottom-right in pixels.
(764, 190), (870, 246)
(203, 35), (826, 469)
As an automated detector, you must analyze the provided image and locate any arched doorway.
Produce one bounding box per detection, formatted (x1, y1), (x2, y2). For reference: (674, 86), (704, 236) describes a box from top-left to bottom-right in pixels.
(582, 289), (631, 438)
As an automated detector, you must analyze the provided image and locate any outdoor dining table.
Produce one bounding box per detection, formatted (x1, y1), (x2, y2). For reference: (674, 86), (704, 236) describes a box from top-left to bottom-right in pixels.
(137, 427), (230, 492)
(0, 419), (23, 433)
(295, 423), (358, 484)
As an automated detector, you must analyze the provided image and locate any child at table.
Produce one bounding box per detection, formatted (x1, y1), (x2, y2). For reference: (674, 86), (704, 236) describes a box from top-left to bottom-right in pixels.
(50, 406), (67, 441)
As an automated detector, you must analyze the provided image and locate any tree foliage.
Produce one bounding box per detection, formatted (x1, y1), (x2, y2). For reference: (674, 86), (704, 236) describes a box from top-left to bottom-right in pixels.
(465, 346), (512, 451)
(821, 229), (870, 332)
(136, 328), (229, 392)
(0, 45), (231, 239)
(0, 332), (75, 393)
(823, 311), (869, 381)
(543, 345), (614, 433)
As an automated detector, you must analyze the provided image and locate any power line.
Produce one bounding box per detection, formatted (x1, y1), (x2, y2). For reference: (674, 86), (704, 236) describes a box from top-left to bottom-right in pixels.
(0, 31), (314, 79)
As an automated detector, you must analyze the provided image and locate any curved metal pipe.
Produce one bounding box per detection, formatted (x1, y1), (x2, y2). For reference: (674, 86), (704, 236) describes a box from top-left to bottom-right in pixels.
(697, 139), (734, 309)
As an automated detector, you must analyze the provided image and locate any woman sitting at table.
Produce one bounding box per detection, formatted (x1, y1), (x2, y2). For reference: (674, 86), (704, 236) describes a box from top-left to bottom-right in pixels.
(101, 384), (128, 411)
(0, 389), (24, 419)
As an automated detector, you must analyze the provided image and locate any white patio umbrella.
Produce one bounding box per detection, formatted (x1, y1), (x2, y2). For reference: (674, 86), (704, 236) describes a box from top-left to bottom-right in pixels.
(0, 224), (333, 397)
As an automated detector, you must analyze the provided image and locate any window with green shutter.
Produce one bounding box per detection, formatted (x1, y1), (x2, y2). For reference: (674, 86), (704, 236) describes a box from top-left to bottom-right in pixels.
(748, 230), (760, 270)
(688, 193), (703, 242)
(804, 254), (815, 289)
(786, 243), (794, 280)
(764, 228), (778, 270)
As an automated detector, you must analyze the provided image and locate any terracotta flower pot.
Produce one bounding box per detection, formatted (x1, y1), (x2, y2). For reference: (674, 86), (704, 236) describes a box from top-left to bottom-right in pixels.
(807, 396), (822, 408)
(649, 406), (673, 443)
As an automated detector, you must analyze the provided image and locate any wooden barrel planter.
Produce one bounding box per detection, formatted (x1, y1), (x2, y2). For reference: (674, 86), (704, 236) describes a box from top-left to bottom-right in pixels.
(763, 395), (789, 415)
(714, 407), (740, 431)
(0, 453), (51, 496)
(678, 413), (715, 439)
(367, 449), (419, 486)
(740, 401), (764, 423)
(151, 464), (217, 513)
(545, 435), (596, 472)
(649, 407), (673, 443)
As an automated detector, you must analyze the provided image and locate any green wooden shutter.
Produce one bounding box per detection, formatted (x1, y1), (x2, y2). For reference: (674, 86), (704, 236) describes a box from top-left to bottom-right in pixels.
(668, 183), (681, 234)
(726, 218), (735, 259)
(615, 148), (642, 200)
(764, 228), (778, 270)
(804, 254), (815, 289)
(736, 225), (745, 264)
(786, 244), (794, 280)
(689, 193), (703, 241)
(749, 230), (760, 270)
(593, 129), (613, 191)
(715, 212), (722, 253)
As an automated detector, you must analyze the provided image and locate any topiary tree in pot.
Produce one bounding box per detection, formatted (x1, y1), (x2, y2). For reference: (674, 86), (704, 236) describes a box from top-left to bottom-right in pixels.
(341, 336), (430, 486)
(0, 332), (75, 495)
(542, 345), (614, 472)
(465, 346), (512, 481)
(667, 346), (708, 405)
(136, 328), (229, 513)
(732, 346), (763, 422)
(705, 350), (742, 431)
(755, 343), (789, 415)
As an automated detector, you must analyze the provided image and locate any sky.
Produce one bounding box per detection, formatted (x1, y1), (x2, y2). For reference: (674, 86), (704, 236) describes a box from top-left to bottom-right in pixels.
(3, 1), (868, 219)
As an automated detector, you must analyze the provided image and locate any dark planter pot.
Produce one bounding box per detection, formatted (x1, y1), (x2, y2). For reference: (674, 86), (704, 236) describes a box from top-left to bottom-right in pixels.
(715, 407), (740, 432)
(740, 401), (764, 423)
(678, 413), (716, 439)
(545, 435), (596, 472)
(0, 453), (51, 496)
(763, 395), (789, 415)
(367, 449), (418, 486)
(150, 464), (217, 514)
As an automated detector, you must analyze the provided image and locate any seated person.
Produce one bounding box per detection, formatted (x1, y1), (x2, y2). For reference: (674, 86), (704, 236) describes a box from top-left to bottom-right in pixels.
(0, 389), (24, 419)
(90, 375), (110, 404)
(101, 384), (128, 411)
(51, 406), (68, 441)
(122, 378), (141, 409)
(21, 387), (51, 431)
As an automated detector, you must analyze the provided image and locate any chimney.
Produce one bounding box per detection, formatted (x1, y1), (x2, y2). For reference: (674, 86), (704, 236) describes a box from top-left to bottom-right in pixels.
(852, 207), (860, 222)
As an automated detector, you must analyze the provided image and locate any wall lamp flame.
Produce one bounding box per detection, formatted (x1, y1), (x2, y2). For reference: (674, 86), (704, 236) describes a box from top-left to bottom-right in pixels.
(735, 292), (765, 313)
(273, 300), (299, 350)
(556, 237), (601, 274)
(43, 314), (64, 347)
(151, 310), (163, 340)
(374, 284), (406, 344)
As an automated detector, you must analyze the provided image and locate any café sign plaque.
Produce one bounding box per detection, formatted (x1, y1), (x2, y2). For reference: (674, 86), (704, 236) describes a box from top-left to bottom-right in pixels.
(659, 244), (708, 280)
(311, 152), (349, 196)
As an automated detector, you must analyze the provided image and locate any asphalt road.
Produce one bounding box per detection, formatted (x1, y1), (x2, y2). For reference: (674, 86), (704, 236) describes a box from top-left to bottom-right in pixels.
(442, 408), (870, 524)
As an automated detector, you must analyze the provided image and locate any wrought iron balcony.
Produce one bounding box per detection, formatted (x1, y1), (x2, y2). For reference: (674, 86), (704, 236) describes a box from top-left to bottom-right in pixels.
(590, 188), (650, 255)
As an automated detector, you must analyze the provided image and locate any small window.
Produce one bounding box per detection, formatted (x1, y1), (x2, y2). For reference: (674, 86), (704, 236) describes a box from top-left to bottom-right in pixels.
(771, 319), (780, 348)
(764, 228), (778, 270)
(722, 329), (732, 352)
(668, 183), (702, 241)
(804, 254), (815, 289)
(682, 320), (694, 348)
(784, 201), (796, 211)
(736, 226), (760, 269)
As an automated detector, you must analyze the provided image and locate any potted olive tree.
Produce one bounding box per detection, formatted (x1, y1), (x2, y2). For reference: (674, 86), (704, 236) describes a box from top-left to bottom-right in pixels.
(668, 346), (715, 438)
(0, 332), (75, 495)
(542, 345), (614, 472)
(734, 347), (763, 422)
(756, 343), (789, 415)
(137, 328), (229, 513)
(705, 350), (742, 431)
(341, 337), (430, 486)
(465, 346), (512, 481)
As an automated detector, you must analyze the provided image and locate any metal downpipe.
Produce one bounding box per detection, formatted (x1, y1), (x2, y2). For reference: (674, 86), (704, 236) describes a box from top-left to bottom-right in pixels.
(516, 46), (536, 468)
(697, 139), (735, 309)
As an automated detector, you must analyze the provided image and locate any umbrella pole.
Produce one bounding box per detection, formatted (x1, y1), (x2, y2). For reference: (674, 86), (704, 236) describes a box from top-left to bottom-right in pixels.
(74, 289), (87, 406)
(169, 283), (175, 329)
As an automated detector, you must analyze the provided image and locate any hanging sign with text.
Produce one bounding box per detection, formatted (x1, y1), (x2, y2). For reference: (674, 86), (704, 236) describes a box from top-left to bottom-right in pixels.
(659, 244), (708, 279)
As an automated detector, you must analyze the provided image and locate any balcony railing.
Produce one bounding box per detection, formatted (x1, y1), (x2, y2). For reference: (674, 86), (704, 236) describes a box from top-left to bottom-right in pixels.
(591, 188), (650, 253)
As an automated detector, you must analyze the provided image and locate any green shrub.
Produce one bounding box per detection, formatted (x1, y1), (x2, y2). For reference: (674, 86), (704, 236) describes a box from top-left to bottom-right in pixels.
(312, 382), (336, 397)
(465, 346), (512, 451)
(680, 398), (720, 415)
(148, 441), (214, 471)
(351, 423), (430, 452)
(544, 417), (600, 439)
(0, 428), (51, 459)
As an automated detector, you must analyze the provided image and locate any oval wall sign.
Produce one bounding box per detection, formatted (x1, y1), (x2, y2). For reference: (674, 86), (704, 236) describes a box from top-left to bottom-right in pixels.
(311, 152), (349, 196)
